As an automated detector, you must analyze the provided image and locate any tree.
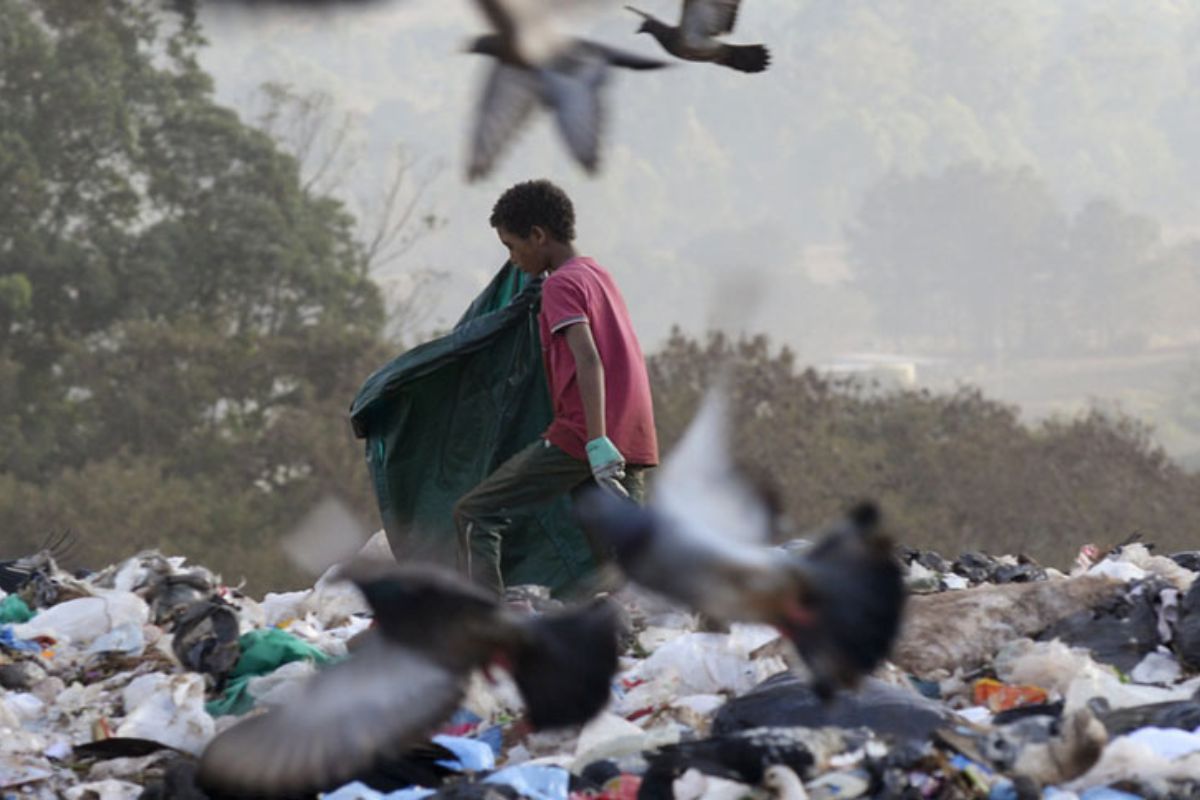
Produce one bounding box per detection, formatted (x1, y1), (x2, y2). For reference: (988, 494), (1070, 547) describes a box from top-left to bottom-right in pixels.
(847, 162), (1064, 357)
(250, 81), (445, 345)
(1059, 198), (1160, 351)
(0, 0), (393, 589)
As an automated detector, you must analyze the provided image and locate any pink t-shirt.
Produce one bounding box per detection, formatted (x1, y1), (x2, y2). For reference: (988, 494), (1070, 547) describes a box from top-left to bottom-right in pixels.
(539, 256), (659, 466)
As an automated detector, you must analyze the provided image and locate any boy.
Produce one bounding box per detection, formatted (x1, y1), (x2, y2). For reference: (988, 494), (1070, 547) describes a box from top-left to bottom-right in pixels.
(454, 179), (658, 595)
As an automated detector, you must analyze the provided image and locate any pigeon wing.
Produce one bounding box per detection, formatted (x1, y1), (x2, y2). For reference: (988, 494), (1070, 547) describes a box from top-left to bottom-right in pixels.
(469, 62), (542, 181)
(654, 385), (775, 548)
(572, 383), (781, 619)
(682, 0), (742, 37)
(545, 54), (608, 173)
(198, 642), (464, 796)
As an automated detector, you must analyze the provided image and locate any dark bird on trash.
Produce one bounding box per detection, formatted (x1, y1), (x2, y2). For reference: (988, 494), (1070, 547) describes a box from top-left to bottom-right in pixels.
(198, 562), (622, 797)
(0, 529), (75, 594)
(939, 707), (1108, 790)
(466, 0), (669, 180)
(625, 0), (770, 73)
(573, 388), (906, 698)
(637, 726), (822, 800)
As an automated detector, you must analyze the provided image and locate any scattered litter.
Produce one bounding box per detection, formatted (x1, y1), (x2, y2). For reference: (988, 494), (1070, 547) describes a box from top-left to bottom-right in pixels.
(484, 764), (570, 800)
(2, 538), (1199, 797)
(972, 677), (1049, 712)
(0, 594), (34, 624)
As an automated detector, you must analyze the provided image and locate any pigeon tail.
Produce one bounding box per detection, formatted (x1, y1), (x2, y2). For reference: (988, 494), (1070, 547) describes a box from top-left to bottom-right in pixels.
(784, 508), (905, 698)
(0, 564), (29, 595)
(510, 598), (622, 729)
(718, 43), (770, 73)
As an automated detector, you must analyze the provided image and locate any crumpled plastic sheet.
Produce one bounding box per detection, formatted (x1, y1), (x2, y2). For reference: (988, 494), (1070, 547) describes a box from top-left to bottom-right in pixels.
(320, 781), (435, 800)
(13, 592), (148, 648)
(114, 673), (214, 755)
(62, 778), (145, 799)
(616, 624), (785, 702)
(483, 764), (570, 800)
(433, 733), (497, 771)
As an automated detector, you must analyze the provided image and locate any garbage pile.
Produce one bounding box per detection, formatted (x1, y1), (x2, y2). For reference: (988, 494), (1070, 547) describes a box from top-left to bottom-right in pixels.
(3, 534), (1200, 800)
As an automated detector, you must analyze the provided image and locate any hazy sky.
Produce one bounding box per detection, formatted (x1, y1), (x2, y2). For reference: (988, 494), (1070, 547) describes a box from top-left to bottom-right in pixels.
(194, 0), (1200, 459)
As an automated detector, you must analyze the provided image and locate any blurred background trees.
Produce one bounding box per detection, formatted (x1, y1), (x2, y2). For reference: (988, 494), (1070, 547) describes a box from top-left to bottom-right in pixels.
(0, 0), (395, 588)
(1, 0), (1197, 591)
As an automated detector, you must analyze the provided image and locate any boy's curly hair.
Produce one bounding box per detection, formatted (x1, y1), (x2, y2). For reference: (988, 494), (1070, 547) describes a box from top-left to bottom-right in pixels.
(489, 179), (576, 242)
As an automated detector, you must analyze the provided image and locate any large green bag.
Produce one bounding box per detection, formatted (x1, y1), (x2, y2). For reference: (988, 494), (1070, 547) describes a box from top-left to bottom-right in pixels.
(349, 264), (595, 594)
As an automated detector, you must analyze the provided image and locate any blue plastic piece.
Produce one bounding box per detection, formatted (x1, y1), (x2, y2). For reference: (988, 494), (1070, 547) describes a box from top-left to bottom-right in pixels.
(0, 626), (42, 653)
(483, 764), (570, 800)
(988, 780), (1018, 800)
(321, 781), (435, 800)
(432, 734), (496, 772)
(477, 724), (505, 756)
(1079, 788), (1145, 800)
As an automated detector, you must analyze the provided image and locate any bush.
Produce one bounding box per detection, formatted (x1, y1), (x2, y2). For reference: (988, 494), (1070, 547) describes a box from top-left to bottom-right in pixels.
(648, 329), (1200, 569)
(6, 328), (1195, 592)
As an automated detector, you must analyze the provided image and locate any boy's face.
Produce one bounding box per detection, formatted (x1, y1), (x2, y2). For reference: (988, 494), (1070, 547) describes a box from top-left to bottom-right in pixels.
(496, 225), (548, 275)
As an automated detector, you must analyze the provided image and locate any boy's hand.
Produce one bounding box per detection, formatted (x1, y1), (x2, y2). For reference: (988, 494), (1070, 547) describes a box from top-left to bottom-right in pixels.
(586, 436), (626, 482)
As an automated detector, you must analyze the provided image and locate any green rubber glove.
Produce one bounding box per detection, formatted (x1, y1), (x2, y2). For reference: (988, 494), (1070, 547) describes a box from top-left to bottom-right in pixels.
(586, 436), (626, 482)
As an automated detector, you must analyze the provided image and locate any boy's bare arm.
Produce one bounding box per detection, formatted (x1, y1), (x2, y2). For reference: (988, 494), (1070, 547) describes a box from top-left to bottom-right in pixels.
(564, 322), (606, 441)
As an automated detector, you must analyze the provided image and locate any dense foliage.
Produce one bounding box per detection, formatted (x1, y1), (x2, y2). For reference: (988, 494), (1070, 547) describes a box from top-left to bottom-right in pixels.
(0, 0), (388, 589)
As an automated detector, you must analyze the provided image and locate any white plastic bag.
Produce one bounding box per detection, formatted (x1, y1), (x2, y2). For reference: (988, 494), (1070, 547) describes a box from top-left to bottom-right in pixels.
(115, 673), (214, 754)
(13, 593), (148, 649)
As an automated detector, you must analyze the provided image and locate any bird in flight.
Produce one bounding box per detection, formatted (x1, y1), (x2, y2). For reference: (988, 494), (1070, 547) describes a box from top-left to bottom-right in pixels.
(198, 561), (622, 796)
(466, 0), (669, 180)
(574, 387), (905, 698)
(625, 0), (770, 73)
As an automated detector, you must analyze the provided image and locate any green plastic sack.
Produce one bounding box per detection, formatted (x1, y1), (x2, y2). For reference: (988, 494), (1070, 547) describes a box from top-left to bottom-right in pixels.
(206, 628), (332, 717)
(350, 264), (595, 595)
(0, 594), (34, 624)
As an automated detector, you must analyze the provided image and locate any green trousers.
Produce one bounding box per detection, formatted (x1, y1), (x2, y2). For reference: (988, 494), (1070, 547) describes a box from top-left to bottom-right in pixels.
(454, 438), (648, 595)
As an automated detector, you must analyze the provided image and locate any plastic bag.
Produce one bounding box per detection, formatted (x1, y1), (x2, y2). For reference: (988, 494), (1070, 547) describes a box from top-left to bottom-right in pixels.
(484, 764), (570, 800)
(114, 673), (214, 755)
(13, 593), (148, 648)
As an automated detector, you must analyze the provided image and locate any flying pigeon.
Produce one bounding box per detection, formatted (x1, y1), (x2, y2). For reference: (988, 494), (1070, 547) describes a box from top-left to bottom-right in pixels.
(198, 562), (622, 796)
(625, 0), (770, 73)
(573, 388), (905, 698)
(466, 0), (669, 180)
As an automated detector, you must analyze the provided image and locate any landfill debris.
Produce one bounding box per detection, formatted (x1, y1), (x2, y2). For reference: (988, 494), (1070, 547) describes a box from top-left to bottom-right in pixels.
(196, 562), (623, 797)
(894, 574), (1124, 677)
(972, 678), (1049, 713)
(0, 594), (35, 624)
(2, 535), (1200, 799)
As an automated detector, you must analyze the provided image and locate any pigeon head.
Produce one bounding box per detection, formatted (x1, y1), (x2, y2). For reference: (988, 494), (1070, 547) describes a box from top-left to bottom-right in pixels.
(623, 5), (654, 34)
